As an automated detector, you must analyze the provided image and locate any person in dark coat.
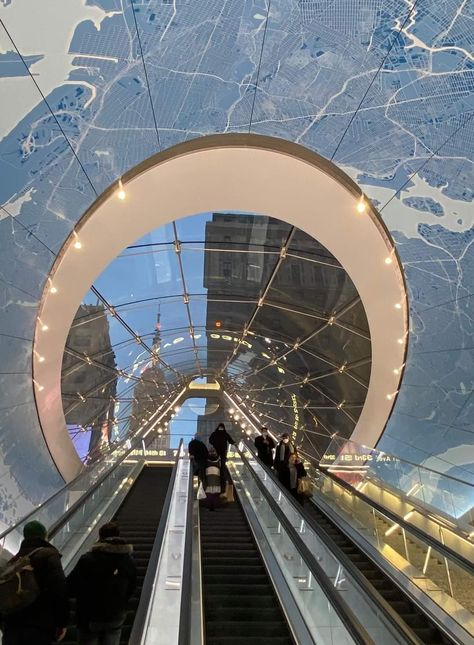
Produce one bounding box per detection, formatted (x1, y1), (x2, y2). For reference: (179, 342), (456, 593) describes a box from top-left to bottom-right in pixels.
(274, 433), (295, 490)
(67, 522), (136, 645)
(254, 426), (275, 467)
(1, 520), (69, 645)
(188, 434), (209, 484)
(208, 423), (235, 491)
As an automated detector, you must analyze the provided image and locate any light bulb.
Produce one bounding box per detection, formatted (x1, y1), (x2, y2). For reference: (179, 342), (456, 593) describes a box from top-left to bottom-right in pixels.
(393, 368), (399, 375)
(117, 181), (126, 200)
(41, 324), (48, 332)
(395, 303), (402, 309)
(74, 240), (82, 249)
(386, 394), (393, 400)
(38, 356), (45, 363)
(397, 338), (404, 345)
(356, 197), (366, 213)
(385, 257), (393, 265)
(50, 286), (57, 294)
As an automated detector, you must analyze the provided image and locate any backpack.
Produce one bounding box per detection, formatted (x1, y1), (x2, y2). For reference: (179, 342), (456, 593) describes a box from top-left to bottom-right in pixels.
(0, 547), (44, 614)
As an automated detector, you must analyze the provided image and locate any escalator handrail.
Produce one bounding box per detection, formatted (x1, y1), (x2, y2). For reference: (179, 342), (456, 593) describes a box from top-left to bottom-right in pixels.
(47, 440), (141, 539)
(314, 463), (474, 575)
(0, 445), (124, 543)
(177, 454), (195, 645)
(235, 446), (374, 645)
(241, 442), (424, 645)
(0, 393), (180, 543)
(128, 440), (184, 644)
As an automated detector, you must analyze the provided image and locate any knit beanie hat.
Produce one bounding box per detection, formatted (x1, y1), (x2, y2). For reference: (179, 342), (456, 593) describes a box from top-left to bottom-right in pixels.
(23, 520), (47, 540)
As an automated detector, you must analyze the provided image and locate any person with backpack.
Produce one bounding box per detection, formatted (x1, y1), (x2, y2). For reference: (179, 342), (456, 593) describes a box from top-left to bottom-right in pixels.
(0, 520), (69, 645)
(67, 522), (136, 645)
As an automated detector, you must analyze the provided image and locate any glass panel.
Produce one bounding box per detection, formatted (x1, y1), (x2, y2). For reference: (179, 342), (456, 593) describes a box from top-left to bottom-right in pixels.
(302, 453), (474, 634)
(229, 455), (401, 645)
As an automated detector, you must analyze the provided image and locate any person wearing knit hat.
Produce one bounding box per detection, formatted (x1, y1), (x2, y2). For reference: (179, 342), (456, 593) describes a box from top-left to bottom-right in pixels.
(23, 520), (47, 540)
(1, 520), (69, 644)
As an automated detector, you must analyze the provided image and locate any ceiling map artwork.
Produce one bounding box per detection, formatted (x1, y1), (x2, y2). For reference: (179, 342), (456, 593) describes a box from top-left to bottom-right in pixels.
(0, 0), (473, 526)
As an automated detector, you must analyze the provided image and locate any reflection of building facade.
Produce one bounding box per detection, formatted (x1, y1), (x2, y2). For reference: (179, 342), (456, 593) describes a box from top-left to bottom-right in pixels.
(61, 304), (117, 456)
(203, 213), (357, 458)
(203, 213), (350, 373)
(130, 308), (170, 450)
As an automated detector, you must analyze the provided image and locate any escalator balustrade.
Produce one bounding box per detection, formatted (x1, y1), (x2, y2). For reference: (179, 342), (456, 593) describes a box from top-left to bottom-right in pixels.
(305, 500), (453, 644)
(63, 465), (172, 645)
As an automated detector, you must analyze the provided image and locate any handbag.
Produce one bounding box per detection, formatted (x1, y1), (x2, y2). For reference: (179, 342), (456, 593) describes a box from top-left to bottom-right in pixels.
(224, 482), (235, 502)
(197, 482), (206, 500)
(297, 476), (314, 497)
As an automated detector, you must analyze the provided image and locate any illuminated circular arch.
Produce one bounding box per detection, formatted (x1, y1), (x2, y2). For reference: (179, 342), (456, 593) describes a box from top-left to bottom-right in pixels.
(33, 134), (408, 480)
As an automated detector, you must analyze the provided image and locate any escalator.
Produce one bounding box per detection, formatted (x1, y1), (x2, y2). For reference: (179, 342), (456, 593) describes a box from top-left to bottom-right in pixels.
(305, 495), (452, 644)
(63, 465), (172, 645)
(200, 499), (294, 645)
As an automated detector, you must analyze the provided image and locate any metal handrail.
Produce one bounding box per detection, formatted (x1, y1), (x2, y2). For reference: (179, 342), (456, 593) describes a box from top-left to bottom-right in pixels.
(177, 456), (195, 645)
(128, 440), (184, 643)
(0, 394), (180, 543)
(48, 441), (140, 538)
(0, 442), (136, 543)
(241, 443), (424, 644)
(235, 446), (374, 645)
(315, 465), (474, 575)
(321, 438), (474, 489)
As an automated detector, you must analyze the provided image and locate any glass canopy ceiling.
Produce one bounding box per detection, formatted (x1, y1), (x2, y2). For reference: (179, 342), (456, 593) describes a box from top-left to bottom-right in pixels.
(62, 212), (371, 462)
(0, 0), (473, 525)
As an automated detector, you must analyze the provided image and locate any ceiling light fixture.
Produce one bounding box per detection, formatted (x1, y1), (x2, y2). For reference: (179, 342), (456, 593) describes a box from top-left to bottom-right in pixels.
(395, 303), (402, 309)
(385, 256), (393, 265)
(117, 180), (126, 200)
(356, 196), (367, 213)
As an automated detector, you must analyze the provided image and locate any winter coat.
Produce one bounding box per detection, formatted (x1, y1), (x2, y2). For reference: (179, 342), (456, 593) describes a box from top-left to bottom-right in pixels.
(67, 537), (136, 628)
(2, 537), (69, 632)
(188, 439), (209, 463)
(274, 442), (294, 471)
(289, 460), (307, 490)
(204, 457), (222, 494)
(254, 435), (275, 466)
(209, 429), (235, 456)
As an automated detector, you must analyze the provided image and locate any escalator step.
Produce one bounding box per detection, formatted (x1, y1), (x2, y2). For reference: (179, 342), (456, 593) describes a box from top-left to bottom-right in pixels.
(206, 621), (289, 637)
(205, 595), (281, 609)
(206, 607), (286, 622)
(200, 501), (293, 644)
(206, 637), (293, 645)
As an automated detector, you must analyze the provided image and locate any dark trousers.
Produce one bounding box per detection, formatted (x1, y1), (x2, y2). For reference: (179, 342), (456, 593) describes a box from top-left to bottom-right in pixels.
(78, 621), (122, 645)
(193, 459), (207, 485)
(206, 492), (220, 510)
(218, 453), (230, 492)
(276, 466), (291, 491)
(2, 626), (56, 645)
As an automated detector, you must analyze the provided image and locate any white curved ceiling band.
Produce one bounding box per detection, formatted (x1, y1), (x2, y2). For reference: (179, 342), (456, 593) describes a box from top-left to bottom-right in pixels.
(33, 135), (408, 481)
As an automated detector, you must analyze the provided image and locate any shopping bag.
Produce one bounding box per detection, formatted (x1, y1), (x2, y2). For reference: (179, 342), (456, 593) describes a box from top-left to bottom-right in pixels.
(224, 482), (235, 502)
(297, 476), (314, 498)
(197, 482), (206, 500)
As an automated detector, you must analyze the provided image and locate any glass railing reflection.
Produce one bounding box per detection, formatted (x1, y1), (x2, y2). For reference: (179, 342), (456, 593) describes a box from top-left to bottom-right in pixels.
(318, 436), (474, 530)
